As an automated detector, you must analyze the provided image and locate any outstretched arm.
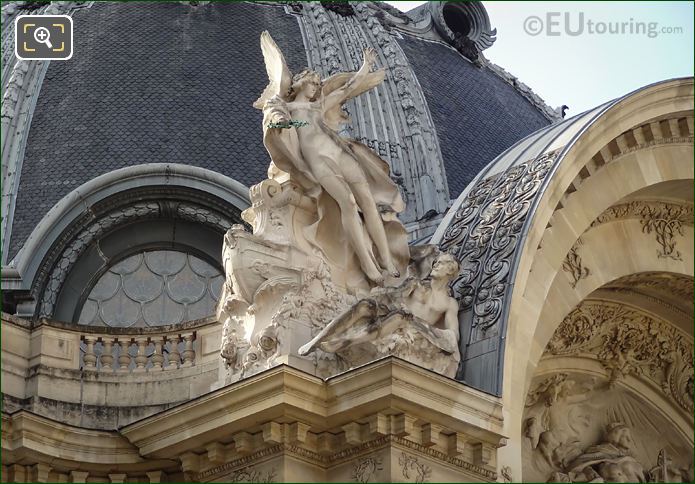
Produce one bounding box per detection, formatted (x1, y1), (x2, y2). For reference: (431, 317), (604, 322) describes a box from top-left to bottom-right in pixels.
(323, 48), (381, 111)
(263, 95), (291, 126)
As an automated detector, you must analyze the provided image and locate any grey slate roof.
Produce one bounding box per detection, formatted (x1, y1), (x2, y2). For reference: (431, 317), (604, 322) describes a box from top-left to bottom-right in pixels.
(397, 34), (552, 198)
(9, 1), (306, 260)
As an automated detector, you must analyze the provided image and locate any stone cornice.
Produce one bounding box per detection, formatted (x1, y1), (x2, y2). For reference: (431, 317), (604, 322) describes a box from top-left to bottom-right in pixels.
(1, 410), (177, 473)
(194, 434), (498, 481)
(120, 358), (505, 459)
(1, 311), (218, 334)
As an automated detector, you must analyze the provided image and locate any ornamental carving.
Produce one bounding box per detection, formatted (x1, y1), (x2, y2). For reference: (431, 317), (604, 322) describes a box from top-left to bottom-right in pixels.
(38, 201), (235, 318)
(562, 238), (590, 289)
(591, 201), (693, 261)
(546, 301), (694, 414)
(603, 272), (694, 303)
(219, 32), (462, 385)
(399, 453), (432, 483)
(352, 456), (383, 483)
(440, 149), (561, 338)
(227, 466), (276, 483)
(523, 372), (694, 482)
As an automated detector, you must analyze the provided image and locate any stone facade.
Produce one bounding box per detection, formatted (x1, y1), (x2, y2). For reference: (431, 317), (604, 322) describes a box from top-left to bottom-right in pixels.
(1, 2), (693, 482)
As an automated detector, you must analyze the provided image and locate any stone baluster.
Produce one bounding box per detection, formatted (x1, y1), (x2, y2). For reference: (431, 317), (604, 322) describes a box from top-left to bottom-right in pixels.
(150, 336), (165, 371)
(167, 335), (181, 369)
(82, 336), (97, 370)
(134, 338), (148, 372)
(117, 338), (132, 372)
(100, 337), (114, 371)
(181, 332), (195, 367)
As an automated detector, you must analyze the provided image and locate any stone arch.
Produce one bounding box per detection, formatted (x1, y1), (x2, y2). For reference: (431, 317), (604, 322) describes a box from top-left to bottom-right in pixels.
(506, 120), (693, 407)
(3, 164), (250, 321)
(432, 77), (693, 479)
(521, 270), (693, 482)
(499, 81), (693, 478)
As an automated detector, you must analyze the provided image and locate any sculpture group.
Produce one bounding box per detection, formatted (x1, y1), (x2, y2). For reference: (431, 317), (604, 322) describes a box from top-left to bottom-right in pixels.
(218, 32), (461, 382)
(523, 374), (694, 483)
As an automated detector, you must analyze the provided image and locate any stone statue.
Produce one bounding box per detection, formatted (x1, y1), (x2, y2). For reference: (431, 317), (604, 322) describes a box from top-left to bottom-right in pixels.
(560, 423), (646, 483)
(299, 251), (461, 377)
(217, 33), (463, 384)
(254, 31), (409, 287)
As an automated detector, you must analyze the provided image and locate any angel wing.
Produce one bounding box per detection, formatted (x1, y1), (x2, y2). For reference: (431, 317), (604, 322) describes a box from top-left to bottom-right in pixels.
(320, 69), (385, 130)
(253, 31), (292, 109)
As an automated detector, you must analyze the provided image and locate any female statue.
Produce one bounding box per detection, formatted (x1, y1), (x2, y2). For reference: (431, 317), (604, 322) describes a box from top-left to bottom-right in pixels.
(254, 31), (409, 286)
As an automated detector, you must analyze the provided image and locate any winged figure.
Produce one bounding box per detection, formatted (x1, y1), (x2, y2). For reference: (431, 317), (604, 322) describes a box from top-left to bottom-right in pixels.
(254, 31), (409, 287)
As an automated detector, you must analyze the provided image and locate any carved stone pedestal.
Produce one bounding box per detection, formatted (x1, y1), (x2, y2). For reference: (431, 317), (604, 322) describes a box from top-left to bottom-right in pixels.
(122, 358), (506, 483)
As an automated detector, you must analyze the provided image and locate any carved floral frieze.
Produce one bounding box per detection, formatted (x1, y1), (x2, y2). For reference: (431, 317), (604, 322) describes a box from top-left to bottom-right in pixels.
(562, 238), (590, 289)
(590, 201), (693, 261)
(545, 301), (694, 414)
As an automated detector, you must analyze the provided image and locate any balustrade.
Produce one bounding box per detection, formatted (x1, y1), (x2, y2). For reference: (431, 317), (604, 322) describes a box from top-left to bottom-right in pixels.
(80, 332), (197, 373)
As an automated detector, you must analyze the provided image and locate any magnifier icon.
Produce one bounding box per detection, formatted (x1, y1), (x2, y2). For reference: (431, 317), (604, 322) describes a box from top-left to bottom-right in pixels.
(33, 27), (53, 49)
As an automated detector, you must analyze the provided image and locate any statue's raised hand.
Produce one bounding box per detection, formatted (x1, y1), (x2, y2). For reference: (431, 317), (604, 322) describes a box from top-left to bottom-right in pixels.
(362, 47), (378, 69)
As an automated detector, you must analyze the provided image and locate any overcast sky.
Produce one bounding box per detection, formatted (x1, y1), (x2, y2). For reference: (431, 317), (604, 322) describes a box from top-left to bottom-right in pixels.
(385, 1), (694, 115)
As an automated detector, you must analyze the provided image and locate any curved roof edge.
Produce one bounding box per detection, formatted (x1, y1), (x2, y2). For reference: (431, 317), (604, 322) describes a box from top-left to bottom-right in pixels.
(433, 76), (693, 243)
(432, 76), (694, 395)
(2, 163), (250, 292)
(372, 1), (561, 122)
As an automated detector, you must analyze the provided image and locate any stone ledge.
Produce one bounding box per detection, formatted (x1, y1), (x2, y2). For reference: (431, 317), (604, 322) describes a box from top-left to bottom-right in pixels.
(2, 356), (506, 482)
(1, 410), (178, 474)
(121, 357), (505, 481)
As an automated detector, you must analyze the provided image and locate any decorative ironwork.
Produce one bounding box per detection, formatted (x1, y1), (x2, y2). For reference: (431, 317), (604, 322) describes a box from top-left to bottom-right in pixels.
(440, 149), (561, 338)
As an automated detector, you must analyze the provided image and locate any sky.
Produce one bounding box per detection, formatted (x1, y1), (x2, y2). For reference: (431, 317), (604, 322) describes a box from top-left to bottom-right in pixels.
(384, 1), (694, 116)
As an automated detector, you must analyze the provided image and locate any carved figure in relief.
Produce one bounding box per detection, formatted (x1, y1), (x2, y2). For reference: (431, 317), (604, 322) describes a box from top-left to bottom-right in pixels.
(524, 374), (599, 470)
(562, 423), (646, 482)
(647, 449), (694, 483)
(298, 251), (461, 376)
(255, 31), (409, 286)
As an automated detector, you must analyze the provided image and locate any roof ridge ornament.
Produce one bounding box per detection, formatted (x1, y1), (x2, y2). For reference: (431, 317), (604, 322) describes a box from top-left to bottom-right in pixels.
(428, 1), (497, 60)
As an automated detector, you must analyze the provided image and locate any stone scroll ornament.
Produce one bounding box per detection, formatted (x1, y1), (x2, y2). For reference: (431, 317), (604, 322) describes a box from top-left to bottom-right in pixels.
(217, 32), (462, 382)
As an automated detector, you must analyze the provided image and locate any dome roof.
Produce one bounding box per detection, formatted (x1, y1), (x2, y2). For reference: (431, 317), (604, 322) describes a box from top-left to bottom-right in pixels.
(4, 0), (558, 272)
(397, 33), (551, 197)
(7, 1), (306, 261)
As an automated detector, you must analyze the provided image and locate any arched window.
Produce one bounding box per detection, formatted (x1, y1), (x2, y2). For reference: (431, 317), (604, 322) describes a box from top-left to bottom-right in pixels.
(77, 250), (223, 327)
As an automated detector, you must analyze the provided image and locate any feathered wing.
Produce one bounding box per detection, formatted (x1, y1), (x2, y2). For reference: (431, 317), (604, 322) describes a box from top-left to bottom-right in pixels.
(320, 69), (385, 130)
(253, 31), (292, 109)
